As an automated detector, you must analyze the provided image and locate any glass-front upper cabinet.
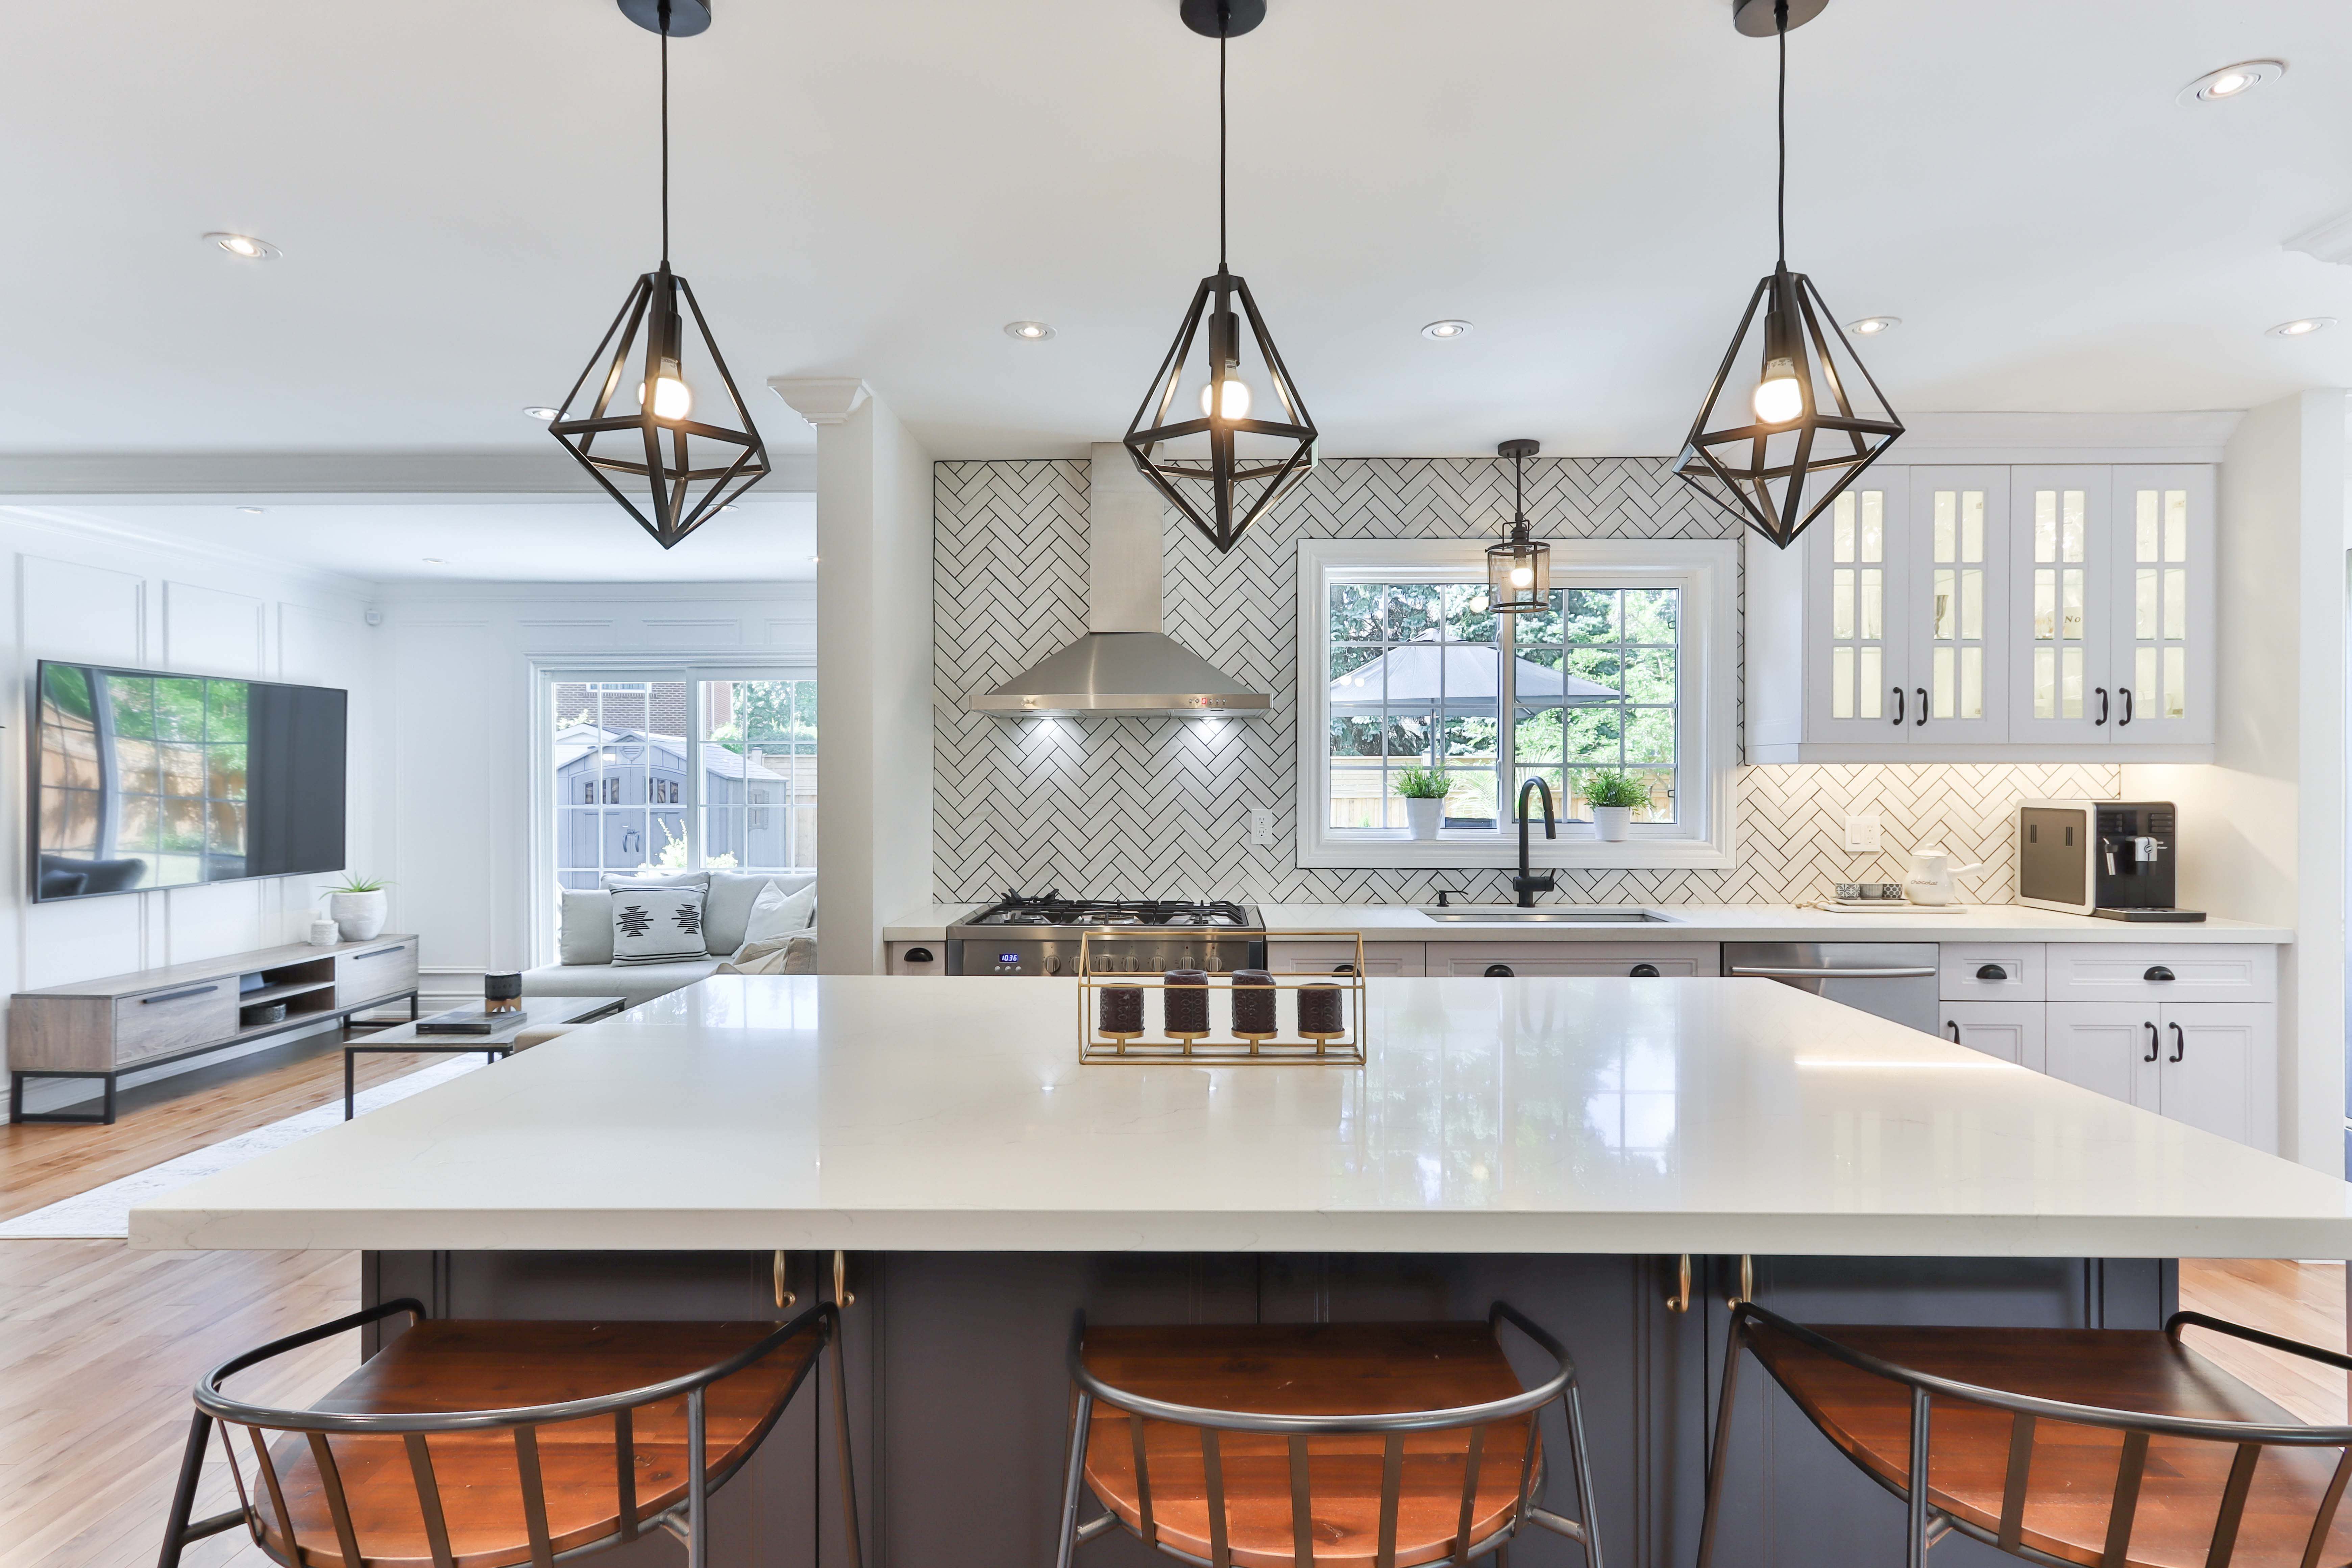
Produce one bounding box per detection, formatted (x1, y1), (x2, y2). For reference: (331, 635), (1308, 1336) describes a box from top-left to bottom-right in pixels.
(1906, 468), (2009, 745)
(1804, 480), (1909, 744)
(2007, 467), (2114, 745)
(2106, 465), (2213, 746)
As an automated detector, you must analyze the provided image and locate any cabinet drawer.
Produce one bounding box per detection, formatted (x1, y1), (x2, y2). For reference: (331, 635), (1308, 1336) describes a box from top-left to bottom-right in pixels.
(1425, 942), (1721, 979)
(335, 939), (420, 1008)
(1268, 941), (1425, 977)
(2045, 944), (2275, 1005)
(114, 982), (238, 1064)
(1939, 944), (2043, 1001)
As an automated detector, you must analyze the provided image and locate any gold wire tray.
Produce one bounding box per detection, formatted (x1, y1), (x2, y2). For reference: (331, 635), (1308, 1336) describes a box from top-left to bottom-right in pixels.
(1076, 930), (1368, 1066)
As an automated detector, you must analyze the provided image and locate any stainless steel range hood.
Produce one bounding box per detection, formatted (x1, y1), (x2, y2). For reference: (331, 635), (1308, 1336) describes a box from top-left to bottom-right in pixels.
(967, 442), (1270, 720)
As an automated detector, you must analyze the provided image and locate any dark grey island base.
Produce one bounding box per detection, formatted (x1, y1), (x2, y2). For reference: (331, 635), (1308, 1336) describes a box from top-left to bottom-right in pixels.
(364, 1250), (2176, 1568)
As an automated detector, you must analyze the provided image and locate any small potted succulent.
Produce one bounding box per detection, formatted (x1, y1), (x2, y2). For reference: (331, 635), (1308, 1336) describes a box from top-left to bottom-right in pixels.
(1393, 767), (1452, 840)
(323, 873), (391, 941)
(1584, 771), (1648, 843)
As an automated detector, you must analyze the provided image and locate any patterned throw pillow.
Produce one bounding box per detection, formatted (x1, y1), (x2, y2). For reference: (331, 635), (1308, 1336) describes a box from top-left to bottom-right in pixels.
(611, 888), (709, 964)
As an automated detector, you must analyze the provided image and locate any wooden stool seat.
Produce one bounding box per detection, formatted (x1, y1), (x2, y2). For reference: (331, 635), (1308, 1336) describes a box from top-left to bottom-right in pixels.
(1743, 1318), (2352, 1568)
(1080, 1323), (1540, 1568)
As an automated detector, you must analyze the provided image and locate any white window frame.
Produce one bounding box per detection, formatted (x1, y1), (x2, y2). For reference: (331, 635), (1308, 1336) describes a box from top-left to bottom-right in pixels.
(529, 657), (816, 966)
(1295, 537), (1738, 870)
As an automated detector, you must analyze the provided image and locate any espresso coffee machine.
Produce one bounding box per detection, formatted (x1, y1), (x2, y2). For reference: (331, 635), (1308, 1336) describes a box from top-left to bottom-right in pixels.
(2017, 800), (2202, 922)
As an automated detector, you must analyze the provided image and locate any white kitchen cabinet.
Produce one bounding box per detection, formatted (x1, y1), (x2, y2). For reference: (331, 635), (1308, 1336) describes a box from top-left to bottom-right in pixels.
(1267, 940), (1426, 977)
(1941, 1001), (2044, 1069)
(2045, 999), (2275, 1151)
(2044, 1003), (2157, 1107)
(1422, 942), (1721, 978)
(1745, 462), (2215, 761)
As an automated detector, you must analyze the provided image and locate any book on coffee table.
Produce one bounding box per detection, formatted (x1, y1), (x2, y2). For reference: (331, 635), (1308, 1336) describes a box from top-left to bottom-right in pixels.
(415, 1008), (529, 1036)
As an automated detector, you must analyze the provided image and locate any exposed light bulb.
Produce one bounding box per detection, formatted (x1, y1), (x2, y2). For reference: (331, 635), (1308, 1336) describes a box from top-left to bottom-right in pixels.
(646, 374), (693, 421)
(1752, 358), (1804, 424)
(1200, 375), (1253, 421)
(1509, 565), (1535, 589)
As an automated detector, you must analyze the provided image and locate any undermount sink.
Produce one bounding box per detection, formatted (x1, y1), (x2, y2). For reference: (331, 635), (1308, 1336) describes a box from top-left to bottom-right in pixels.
(1417, 907), (1679, 924)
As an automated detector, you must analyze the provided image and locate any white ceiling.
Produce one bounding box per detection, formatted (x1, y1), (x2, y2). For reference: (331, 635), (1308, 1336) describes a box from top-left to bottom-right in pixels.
(2, 498), (817, 584)
(2, 0), (2348, 470)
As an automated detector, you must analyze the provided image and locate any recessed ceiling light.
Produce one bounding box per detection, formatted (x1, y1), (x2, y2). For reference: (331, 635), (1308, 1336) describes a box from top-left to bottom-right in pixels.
(2269, 317), (2336, 337)
(1846, 315), (1901, 336)
(2179, 59), (2285, 105)
(204, 231), (280, 261)
(522, 406), (559, 420)
(1422, 319), (1474, 340)
(1003, 320), (1055, 341)
(236, 506), (265, 515)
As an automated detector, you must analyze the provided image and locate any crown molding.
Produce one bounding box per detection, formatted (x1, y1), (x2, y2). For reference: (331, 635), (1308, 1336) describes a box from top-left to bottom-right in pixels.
(0, 449), (817, 498)
(767, 377), (873, 426)
(1886, 410), (2243, 464)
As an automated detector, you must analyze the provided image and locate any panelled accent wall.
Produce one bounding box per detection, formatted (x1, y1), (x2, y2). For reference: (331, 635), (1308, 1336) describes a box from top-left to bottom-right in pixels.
(932, 457), (2121, 905)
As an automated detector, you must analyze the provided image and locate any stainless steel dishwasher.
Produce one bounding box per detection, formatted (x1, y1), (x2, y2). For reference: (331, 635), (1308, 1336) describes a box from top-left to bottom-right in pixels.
(1720, 942), (1939, 1033)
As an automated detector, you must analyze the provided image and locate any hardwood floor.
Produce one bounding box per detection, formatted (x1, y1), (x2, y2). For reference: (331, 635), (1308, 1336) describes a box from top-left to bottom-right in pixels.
(2179, 1257), (2348, 1424)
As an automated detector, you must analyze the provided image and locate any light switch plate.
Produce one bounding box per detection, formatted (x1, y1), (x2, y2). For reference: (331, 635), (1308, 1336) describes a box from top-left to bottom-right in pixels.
(1844, 813), (1882, 852)
(1250, 808), (1276, 847)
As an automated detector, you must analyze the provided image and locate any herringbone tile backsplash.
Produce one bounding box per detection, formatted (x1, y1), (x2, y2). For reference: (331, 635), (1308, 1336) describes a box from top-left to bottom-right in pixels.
(933, 457), (2119, 907)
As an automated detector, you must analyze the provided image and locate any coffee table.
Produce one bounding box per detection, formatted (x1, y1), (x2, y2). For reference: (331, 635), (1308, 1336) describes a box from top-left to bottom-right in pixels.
(343, 996), (626, 1119)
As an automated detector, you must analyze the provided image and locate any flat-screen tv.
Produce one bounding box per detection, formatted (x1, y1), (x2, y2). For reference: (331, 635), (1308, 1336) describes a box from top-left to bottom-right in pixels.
(32, 661), (347, 901)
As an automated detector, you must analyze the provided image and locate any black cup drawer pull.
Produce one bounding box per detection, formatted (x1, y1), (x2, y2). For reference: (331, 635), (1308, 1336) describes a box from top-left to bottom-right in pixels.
(1630, 963), (1661, 977)
(1975, 963), (2007, 981)
(350, 945), (408, 962)
(905, 947), (935, 964)
(141, 984), (219, 1005)
(2144, 965), (2175, 982)
(1484, 964), (1515, 978)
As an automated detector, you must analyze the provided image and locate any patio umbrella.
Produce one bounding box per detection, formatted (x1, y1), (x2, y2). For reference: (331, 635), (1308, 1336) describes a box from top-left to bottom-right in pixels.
(1329, 635), (1618, 715)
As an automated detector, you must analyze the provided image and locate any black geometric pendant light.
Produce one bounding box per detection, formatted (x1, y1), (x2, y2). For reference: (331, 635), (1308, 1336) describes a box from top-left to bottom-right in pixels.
(547, 0), (768, 550)
(1673, 0), (1902, 551)
(1123, 0), (1318, 555)
(1486, 439), (1551, 615)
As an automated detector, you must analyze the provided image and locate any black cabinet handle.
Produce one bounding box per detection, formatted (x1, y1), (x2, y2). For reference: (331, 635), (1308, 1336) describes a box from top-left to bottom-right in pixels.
(350, 945), (406, 961)
(2096, 688), (2110, 726)
(2142, 1022), (2160, 1062)
(1915, 687), (1929, 726)
(1630, 963), (1660, 978)
(1334, 963), (1357, 975)
(141, 984), (218, 1004)
(1891, 687), (1904, 726)
(1947, 1021), (1962, 1043)
(1484, 964), (1514, 978)
(1976, 963), (2007, 981)
(2119, 688), (2134, 727)
(2145, 966), (2175, 982)
(2169, 1022), (2185, 1063)
(906, 947), (935, 964)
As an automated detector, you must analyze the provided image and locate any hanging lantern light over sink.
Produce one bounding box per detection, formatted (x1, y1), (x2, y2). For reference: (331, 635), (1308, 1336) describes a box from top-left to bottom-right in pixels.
(1673, 0), (1902, 550)
(1486, 439), (1551, 615)
(1122, 0), (1319, 555)
(545, 0), (769, 549)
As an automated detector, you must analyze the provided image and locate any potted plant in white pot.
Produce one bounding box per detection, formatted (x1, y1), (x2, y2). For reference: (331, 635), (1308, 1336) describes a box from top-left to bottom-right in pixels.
(1584, 771), (1647, 843)
(1394, 767), (1451, 840)
(324, 874), (391, 941)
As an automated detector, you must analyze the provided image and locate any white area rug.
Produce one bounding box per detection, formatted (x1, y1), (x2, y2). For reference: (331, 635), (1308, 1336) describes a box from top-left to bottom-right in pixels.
(0, 1056), (488, 1240)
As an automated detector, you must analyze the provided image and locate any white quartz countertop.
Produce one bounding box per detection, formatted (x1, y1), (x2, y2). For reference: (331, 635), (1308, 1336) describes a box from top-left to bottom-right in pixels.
(132, 975), (2350, 1258)
(883, 902), (2291, 944)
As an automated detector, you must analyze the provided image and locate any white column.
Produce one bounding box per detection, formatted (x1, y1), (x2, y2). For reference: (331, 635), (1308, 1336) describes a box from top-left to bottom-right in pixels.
(769, 377), (935, 974)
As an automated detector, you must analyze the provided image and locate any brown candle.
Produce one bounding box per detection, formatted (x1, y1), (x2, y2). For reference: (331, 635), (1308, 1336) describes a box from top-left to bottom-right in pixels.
(1297, 982), (1345, 1037)
(1163, 969), (1211, 1035)
(1099, 985), (1144, 1036)
(1230, 969), (1277, 1036)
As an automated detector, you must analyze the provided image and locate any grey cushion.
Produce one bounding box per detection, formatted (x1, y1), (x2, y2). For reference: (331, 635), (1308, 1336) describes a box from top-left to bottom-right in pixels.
(522, 959), (719, 1009)
(705, 869), (802, 954)
(612, 888), (708, 964)
(558, 889), (615, 965)
(603, 871), (710, 892)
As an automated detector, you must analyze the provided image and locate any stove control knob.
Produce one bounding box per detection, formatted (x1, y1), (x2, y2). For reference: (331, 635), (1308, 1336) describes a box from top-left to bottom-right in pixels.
(1045, 955), (1061, 975)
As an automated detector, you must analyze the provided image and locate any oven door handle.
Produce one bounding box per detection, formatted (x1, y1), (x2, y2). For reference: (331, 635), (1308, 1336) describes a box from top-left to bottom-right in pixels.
(1728, 965), (1939, 980)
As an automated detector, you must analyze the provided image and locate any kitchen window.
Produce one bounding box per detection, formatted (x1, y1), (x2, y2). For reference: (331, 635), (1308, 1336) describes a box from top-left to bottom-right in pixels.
(1296, 538), (1737, 869)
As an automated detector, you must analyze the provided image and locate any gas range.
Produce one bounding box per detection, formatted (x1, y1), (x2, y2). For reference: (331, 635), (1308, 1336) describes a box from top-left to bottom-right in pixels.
(945, 893), (1265, 976)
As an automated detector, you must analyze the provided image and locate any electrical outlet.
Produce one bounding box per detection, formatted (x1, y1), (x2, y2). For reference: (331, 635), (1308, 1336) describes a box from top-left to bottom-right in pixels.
(1250, 808), (1276, 847)
(1844, 813), (1882, 853)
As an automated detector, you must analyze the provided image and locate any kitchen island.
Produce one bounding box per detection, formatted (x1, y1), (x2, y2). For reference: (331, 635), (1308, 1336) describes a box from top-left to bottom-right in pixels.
(134, 976), (2352, 1568)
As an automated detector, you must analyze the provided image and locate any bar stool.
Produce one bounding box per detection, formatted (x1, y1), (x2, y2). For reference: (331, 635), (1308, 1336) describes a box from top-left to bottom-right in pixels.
(1055, 1303), (1603, 1568)
(157, 1298), (859, 1568)
(1699, 1301), (2352, 1568)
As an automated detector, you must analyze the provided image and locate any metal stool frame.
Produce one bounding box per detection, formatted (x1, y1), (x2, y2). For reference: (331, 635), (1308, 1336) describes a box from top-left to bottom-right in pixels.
(157, 1297), (861, 1568)
(1699, 1301), (2352, 1568)
(1055, 1301), (1604, 1568)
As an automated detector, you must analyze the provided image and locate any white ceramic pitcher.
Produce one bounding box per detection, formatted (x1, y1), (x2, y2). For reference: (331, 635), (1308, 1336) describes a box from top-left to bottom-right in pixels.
(1902, 846), (1985, 906)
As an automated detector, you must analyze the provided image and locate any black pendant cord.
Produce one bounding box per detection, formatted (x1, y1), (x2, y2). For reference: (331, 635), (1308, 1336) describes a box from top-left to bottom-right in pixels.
(1218, 22), (1229, 269)
(1774, 0), (1787, 268)
(659, 0), (672, 269)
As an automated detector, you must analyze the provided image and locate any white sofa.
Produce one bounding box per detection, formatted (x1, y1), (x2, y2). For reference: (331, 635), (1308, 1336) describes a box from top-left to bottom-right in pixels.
(523, 869), (815, 1009)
